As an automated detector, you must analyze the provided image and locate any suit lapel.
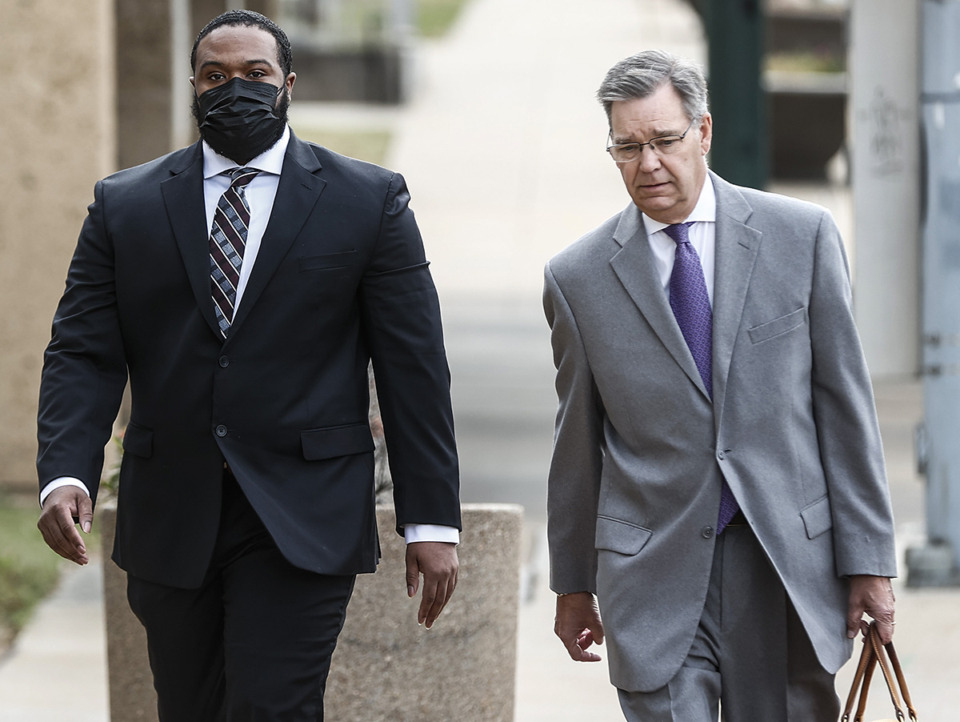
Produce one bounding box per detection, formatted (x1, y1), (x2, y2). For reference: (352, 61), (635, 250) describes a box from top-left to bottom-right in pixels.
(709, 172), (762, 414)
(160, 143), (222, 338)
(609, 203), (710, 398)
(229, 134), (327, 335)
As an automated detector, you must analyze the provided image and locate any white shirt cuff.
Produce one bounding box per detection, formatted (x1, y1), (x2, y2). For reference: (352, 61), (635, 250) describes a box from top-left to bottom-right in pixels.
(39, 477), (92, 508)
(403, 524), (460, 545)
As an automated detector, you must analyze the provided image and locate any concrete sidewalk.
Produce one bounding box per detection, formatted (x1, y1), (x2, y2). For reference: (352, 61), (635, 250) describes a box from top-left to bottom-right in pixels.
(0, 556), (107, 721)
(2, 0), (958, 719)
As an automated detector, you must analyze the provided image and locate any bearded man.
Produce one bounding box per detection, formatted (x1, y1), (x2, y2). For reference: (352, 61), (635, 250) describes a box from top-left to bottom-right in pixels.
(36, 10), (461, 720)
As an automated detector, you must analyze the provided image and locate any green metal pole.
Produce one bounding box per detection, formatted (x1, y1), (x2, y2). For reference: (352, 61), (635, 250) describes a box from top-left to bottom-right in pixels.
(699, 0), (768, 189)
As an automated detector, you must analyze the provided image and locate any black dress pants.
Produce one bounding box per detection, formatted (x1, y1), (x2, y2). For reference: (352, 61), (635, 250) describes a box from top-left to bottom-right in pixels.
(126, 469), (356, 721)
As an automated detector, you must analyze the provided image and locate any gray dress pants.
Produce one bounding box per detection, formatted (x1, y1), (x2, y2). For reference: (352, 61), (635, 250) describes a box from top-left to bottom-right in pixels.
(617, 523), (840, 721)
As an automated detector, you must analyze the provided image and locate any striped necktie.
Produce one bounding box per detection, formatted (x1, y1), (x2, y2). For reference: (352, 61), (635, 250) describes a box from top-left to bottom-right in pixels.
(209, 167), (259, 337)
(664, 222), (740, 533)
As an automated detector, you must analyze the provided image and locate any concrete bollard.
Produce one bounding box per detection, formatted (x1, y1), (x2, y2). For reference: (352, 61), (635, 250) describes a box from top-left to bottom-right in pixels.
(99, 501), (158, 721)
(325, 503), (524, 721)
(100, 502), (524, 721)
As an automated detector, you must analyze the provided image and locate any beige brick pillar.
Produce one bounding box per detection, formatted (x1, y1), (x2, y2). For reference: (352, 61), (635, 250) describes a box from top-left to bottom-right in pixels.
(115, 0), (178, 169)
(243, 0), (279, 20)
(0, 0), (116, 490)
(191, 0), (227, 34)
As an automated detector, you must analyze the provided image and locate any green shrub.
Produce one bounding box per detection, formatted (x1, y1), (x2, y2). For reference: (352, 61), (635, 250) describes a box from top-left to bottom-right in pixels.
(0, 494), (64, 645)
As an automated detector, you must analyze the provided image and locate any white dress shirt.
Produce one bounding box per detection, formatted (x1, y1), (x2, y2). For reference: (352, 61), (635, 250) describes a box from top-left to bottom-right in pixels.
(42, 127), (458, 545)
(201, 127), (288, 313)
(640, 176), (717, 307)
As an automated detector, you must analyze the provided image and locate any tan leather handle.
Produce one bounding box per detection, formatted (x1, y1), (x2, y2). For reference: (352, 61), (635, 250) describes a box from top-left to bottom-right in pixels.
(840, 622), (918, 722)
(841, 632), (875, 721)
(856, 648), (880, 722)
(884, 636), (918, 721)
(867, 625), (905, 720)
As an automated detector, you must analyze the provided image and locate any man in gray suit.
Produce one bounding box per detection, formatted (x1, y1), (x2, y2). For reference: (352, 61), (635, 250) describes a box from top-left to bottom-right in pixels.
(544, 50), (897, 720)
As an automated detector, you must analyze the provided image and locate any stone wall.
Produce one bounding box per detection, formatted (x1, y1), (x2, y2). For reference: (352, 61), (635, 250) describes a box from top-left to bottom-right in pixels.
(0, 0), (116, 490)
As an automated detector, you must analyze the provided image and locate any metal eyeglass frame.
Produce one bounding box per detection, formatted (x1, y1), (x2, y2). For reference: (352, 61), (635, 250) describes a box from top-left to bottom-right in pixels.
(606, 118), (697, 163)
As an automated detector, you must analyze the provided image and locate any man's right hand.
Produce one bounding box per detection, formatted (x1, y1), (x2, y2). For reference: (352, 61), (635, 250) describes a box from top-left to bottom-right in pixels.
(554, 591), (605, 662)
(37, 486), (94, 565)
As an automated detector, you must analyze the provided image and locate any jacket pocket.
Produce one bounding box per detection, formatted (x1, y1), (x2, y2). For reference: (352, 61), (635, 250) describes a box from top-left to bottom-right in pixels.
(748, 307), (807, 344)
(298, 250), (358, 272)
(595, 515), (653, 556)
(122, 422), (153, 458)
(301, 423), (374, 461)
(800, 495), (833, 539)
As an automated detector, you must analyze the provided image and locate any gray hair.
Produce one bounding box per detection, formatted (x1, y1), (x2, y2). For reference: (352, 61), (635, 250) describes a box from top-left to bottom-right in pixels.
(597, 50), (708, 128)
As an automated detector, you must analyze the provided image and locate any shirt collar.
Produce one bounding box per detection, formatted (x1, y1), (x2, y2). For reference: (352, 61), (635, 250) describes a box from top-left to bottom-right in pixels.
(641, 175), (717, 237)
(201, 124), (290, 179)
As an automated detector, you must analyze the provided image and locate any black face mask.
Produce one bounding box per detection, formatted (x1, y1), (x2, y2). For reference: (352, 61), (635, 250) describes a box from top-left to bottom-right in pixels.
(194, 78), (287, 164)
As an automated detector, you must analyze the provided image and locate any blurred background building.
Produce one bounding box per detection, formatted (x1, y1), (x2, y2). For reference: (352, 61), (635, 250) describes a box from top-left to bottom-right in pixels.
(279, 0), (414, 103)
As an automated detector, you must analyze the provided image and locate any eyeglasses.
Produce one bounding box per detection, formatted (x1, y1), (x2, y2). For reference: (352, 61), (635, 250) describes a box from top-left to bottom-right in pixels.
(606, 118), (697, 163)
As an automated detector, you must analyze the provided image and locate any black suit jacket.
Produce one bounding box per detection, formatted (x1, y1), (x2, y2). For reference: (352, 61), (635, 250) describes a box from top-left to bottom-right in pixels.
(37, 132), (461, 588)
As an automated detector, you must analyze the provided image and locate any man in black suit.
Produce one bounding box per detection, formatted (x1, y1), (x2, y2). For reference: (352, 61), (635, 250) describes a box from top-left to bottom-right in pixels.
(36, 10), (461, 720)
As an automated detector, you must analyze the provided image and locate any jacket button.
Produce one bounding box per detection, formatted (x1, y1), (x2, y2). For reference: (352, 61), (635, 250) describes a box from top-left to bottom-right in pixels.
(215, 425), (228, 437)
(717, 451), (725, 460)
(701, 526), (715, 539)
(218, 355), (229, 368)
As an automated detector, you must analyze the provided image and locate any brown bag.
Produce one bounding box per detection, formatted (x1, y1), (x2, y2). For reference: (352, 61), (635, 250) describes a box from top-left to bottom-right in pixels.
(841, 621), (918, 722)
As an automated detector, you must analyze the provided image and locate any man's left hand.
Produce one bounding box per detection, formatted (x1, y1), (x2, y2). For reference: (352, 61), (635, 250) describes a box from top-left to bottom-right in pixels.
(847, 574), (896, 643)
(405, 541), (458, 629)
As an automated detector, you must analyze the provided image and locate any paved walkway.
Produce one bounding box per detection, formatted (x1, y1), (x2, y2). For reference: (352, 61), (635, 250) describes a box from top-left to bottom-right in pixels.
(0, 557), (107, 721)
(3, 0), (958, 719)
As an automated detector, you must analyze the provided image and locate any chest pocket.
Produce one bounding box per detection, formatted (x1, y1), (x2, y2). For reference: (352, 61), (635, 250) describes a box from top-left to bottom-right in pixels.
(298, 250), (358, 272)
(748, 307), (807, 344)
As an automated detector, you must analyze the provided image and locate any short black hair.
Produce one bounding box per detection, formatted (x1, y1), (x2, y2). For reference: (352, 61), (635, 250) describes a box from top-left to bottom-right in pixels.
(191, 9), (293, 77)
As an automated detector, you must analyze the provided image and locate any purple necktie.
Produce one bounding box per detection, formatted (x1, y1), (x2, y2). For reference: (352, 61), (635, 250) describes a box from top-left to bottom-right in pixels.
(664, 222), (740, 533)
(210, 167), (259, 337)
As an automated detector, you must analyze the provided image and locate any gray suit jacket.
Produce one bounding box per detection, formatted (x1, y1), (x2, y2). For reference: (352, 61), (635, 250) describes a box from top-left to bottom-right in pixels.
(543, 171), (897, 693)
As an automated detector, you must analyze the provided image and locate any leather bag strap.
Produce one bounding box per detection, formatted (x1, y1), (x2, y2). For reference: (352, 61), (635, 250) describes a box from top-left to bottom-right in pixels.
(884, 636), (918, 721)
(840, 622), (918, 722)
(841, 632), (876, 721)
(868, 623), (918, 721)
(856, 645), (880, 722)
